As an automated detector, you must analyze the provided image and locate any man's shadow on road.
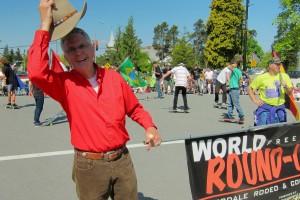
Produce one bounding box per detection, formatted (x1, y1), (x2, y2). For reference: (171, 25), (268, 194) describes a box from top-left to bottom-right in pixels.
(138, 192), (158, 200)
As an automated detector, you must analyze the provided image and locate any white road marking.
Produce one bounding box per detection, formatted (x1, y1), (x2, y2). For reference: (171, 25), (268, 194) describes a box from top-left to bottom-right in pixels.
(0, 140), (184, 162)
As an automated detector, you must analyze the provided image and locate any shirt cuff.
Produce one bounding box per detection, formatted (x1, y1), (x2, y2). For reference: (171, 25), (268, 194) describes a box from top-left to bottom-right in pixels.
(33, 30), (51, 45)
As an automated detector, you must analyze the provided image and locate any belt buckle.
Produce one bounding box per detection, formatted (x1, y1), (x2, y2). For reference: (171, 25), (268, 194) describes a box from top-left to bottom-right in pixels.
(104, 150), (115, 161)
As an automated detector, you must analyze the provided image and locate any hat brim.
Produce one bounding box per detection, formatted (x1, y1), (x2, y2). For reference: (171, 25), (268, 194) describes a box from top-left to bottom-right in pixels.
(50, 1), (87, 41)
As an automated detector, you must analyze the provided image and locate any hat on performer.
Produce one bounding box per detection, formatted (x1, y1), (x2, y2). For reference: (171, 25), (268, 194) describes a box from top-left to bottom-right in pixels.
(50, 0), (87, 41)
(269, 57), (283, 64)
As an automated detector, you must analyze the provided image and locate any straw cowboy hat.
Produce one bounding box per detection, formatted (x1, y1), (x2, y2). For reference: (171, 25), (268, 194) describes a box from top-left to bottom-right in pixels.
(50, 0), (87, 41)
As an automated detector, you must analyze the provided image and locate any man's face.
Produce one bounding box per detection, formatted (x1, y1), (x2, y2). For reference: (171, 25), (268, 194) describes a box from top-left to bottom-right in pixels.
(227, 65), (233, 71)
(63, 33), (94, 74)
(269, 63), (281, 74)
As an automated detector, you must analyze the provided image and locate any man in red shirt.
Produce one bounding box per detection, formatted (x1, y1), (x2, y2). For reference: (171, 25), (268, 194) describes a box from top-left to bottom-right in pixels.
(28, 1), (162, 199)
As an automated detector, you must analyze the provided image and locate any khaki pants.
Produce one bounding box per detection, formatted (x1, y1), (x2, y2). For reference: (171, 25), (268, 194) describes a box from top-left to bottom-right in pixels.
(72, 149), (138, 200)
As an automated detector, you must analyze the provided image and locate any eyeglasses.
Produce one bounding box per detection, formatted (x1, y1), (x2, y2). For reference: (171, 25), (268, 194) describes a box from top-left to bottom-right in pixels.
(65, 43), (91, 55)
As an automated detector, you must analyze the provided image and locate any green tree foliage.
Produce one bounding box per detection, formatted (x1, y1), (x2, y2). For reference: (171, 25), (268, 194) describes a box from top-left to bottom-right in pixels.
(98, 18), (151, 73)
(14, 48), (23, 64)
(135, 51), (152, 74)
(273, 0), (300, 69)
(1, 45), (24, 66)
(153, 22), (170, 61)
(246, 36), (264, 67)
(171, 37), (196, 70)
(98, 26), (127, 66)
(166, 25), (179, 51)
(204, 0), (245, 68)
(153, 22), (179, 63)
(113, 26), (126, 65)
(259, 51), (273, 69)
(190, 19), (207, 66)
(2, 45), (14, 64)
(122, 16), (142, 66)
(98, 17), (143, 68)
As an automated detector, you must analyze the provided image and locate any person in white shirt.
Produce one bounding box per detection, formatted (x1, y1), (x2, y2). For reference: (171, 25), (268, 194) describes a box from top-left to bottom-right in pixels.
(214, 60), (236, 108)
(205, 67), (214, 94)
(161, 63), (192, 111)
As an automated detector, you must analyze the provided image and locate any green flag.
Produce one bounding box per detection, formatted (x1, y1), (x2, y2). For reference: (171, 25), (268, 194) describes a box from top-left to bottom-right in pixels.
(118, 57), (148, 87)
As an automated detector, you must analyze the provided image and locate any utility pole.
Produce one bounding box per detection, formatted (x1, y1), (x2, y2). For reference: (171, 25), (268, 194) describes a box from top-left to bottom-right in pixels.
(243, 0), (250, 71)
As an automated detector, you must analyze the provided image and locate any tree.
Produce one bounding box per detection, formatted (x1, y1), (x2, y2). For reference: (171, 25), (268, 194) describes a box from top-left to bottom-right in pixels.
(247, 37), (263, 65)
(273, 0), (300, 69)
(153, 22), (169, 61)
(122, 16), (142, 66)
(190, 19), (207, 66)
(171, 37), (196, 70)
(111, 26), (126, 65)
(97, 26), (126, 66)
(9, 49), (15, 64)
(204, 0), (245, 68)
(2, 45), (14, 64)
(135, 51), (152, 74)
(166, 25), (179, 51)
(14, 48), (23, 65)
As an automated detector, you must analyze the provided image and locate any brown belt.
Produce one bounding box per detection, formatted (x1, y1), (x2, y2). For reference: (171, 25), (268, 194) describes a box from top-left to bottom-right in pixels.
(75, 145), (126, 161)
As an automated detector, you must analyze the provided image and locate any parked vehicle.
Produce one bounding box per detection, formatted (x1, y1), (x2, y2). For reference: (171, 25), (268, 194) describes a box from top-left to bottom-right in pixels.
(287, 71), (300, 79)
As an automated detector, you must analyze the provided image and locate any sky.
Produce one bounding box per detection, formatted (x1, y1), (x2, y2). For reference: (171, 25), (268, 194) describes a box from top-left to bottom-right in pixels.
(0, 0), (281, 57)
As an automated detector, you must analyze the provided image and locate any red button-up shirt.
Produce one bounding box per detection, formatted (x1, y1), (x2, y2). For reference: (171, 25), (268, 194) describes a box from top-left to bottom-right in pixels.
(27, 30), (156, 152)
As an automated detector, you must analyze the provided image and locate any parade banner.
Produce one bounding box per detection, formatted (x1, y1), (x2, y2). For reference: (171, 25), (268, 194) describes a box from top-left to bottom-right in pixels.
(185, 122), (300, 200)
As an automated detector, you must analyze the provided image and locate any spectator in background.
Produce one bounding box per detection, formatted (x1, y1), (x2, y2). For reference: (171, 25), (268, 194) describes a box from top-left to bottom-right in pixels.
(162, 65), (173, 95)
(191, 65), (202, 95)
(29, 81), (45, 127)
(0, 67), (5, 88)
(223, 60), (244, 123)
(241, 71), (250, 95)
(212, 70), (218, 96)
(161, 62), (192, 112)
(204, 67), (214, 94)
(153, 61), (163, 99)
(214, 61), (233, 108)
(199, 68), (206, 94)
(0, 57), (18, 108)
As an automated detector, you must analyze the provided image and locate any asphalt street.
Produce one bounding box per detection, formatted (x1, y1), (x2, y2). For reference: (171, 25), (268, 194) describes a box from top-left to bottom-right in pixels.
(0, 92), (298, 200)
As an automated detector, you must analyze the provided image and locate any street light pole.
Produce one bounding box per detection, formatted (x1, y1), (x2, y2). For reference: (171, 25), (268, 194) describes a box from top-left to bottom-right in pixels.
(94, 21), (105, 63)
(243, 0), (250, 71)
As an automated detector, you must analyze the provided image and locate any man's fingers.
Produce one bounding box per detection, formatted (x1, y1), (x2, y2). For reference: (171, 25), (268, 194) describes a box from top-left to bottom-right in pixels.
(145, 133), (161, 151)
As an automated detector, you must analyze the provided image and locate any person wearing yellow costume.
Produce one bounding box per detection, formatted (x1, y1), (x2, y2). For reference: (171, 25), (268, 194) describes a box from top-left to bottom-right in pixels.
(248, 57), (293, 126)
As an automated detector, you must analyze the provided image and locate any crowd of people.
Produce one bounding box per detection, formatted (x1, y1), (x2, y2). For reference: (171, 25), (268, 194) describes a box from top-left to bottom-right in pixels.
(151, 62), (251, 98)
(149, 57), (296, 125)
(1, 55), (294, 127)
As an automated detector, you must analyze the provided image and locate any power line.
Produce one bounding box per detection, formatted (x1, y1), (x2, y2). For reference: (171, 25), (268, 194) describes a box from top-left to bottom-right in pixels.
(0, 41), (58, 50)
(0, 45), (31, 49)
